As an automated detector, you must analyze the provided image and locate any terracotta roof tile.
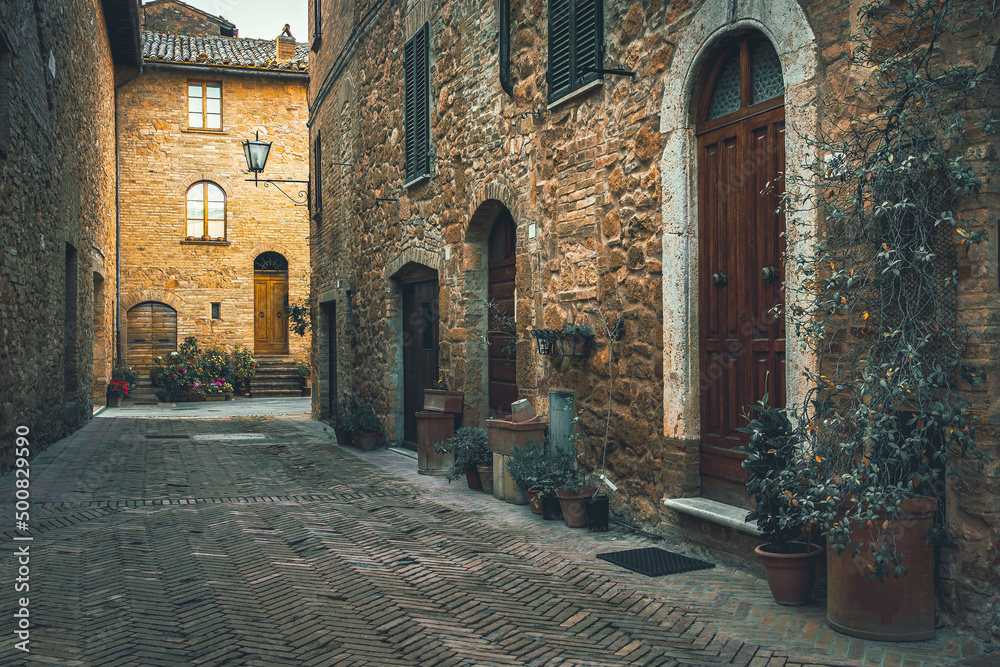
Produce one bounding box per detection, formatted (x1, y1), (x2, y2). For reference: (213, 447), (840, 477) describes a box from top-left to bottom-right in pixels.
(141, 31), (309, 72)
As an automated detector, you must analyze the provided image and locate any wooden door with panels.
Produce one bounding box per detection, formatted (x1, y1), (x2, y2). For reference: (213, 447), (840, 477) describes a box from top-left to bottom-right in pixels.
(488, 209), (517, 417)
(126, 302), (177, 385)
(697, 35), (787, 506)
(400, 265), (440, 448)
(254, 252), (289, 355)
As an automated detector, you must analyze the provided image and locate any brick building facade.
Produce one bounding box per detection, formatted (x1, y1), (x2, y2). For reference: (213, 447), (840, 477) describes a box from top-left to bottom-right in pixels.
(116, 22), (310, 383)
(141, 0), (238, 38)
(308, 0), (999, 639)
(0, 1), (141, 467)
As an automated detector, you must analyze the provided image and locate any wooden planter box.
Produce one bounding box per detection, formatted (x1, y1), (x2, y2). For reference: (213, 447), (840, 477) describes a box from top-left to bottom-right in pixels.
(416, 411), (456, 475)
(423, 389), (464, 414)
(485, 419), (548, 456)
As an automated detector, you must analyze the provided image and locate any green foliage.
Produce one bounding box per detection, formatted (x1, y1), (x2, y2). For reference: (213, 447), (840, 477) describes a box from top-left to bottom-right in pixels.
(297, 361), (311, 378)
(351, 406), (381, 434)
(287, 299), (312, 337)
(734, 398), (813, 552)
(436, 427), (489, 483)
(230, 347), (257, 388)
(111, 361), (138, 391)
(781, 0), (996, 579)
(505, 440), (549, 492)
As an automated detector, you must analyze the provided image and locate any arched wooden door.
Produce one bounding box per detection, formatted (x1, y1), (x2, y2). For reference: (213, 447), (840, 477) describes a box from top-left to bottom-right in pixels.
(254, 252), (289, 355)
(488, 210), (517, 416)
(697, 35), (786, 506)
(127, 302), (177, 386)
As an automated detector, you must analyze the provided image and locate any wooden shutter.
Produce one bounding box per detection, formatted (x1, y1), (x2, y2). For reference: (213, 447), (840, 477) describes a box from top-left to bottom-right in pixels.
(405, 23), (430, 183)
(547, 0), (603, 103)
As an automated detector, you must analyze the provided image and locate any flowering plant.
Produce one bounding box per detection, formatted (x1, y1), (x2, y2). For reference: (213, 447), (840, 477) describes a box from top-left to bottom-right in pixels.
(107, 379), (130, 397)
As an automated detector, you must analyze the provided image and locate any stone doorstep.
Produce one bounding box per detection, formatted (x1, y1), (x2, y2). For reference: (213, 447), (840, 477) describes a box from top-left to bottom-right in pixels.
(662, 496), (762, 537)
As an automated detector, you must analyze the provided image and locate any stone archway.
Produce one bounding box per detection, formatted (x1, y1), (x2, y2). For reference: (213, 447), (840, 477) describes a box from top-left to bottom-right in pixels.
(658, 0), (818, 496)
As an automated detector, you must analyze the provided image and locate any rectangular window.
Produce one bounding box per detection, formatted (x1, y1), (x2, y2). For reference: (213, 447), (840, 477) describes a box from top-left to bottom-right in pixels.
(404, 23), (431, 185)
(211, 303), (221, 319)
(547, 0), (604, 103)
(313, 132), (322, 215)
(188, 81), (222, 130)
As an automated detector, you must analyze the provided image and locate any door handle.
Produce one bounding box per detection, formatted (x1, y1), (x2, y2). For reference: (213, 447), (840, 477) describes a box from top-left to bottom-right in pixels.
(761, 266), (779, 283)
(259, 311), (265, 318)
(711, 272), (728, 287)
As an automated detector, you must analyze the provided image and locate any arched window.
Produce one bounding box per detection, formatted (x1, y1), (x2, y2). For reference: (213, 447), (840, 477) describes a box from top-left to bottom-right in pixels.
(699, 36), (784, 127)
(186, 182), (226, 240)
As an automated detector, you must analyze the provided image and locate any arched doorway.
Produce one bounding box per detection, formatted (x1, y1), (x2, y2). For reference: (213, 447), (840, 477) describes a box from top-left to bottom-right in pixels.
(488, 209), (517, 416)
(126, 301), (177, 386)
(254, 252), (289, 355)
(697, 34), (786, 506)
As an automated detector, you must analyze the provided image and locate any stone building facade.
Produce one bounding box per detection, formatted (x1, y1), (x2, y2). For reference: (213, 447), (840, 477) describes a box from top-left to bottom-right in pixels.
(0, 1), (141, 467)
(141, 0), (238, 38)
(116, 25), (310, 381)
(308, 0), (998, 639)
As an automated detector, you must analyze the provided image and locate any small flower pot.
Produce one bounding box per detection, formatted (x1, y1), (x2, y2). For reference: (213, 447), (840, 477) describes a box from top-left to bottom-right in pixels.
(556, 487), (596, 528)
(756, 542), (822, 606)
(541, 494), (563, 521)
(354, 432), (379, 451)
(477, 465), (494, 495)
(106, 395), (122, 407)
(205, 394), (225, 402)
(464, 467), (482, 490)
(225, 394), (233, 401)
(334, 427), (352, 446)
(527, 489), (544, 514)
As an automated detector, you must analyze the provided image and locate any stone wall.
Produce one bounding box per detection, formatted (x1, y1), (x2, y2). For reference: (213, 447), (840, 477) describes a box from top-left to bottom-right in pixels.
(141, 0), (236, 38)
(0, 0), (125, 468)
(117, 65), (311, 368)
(308, 0), (999, 639)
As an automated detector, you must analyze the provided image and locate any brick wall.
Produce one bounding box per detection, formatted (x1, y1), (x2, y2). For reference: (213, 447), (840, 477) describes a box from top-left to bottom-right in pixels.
(308, 0), (999, 639)
(0, 0), (122, 466)
(117, 65), (311, 369)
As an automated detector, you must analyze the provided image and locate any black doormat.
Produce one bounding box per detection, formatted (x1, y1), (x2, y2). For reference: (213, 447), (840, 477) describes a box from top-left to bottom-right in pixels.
(597, 547), (715, 577)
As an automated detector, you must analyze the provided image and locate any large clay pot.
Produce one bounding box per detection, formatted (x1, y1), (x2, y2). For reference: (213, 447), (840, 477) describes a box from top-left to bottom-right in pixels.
(756, 542), (822, 606)
(556, 487), (596, 528)
(826, 496), (938, 641)
(485, 419), (548, 456)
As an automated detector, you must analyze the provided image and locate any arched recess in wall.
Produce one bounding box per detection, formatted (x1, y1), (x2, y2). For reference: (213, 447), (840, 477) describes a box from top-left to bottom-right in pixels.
(658, 0), (818, 498)
(126, 301), (177, 384)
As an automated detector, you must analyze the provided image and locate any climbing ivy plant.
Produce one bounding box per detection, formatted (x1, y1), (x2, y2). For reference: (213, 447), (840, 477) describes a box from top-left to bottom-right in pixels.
(780, 0), (997, 579)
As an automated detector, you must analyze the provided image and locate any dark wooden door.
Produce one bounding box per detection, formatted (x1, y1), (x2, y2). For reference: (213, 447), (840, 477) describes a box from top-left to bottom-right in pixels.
(697, 37), (786, 506)
(488, 211), (517, 416)
(327, 303), (337, 417)
(127, 302), (177, 385)
(254, 273), (289, 355)
(402, 278), (439, 447)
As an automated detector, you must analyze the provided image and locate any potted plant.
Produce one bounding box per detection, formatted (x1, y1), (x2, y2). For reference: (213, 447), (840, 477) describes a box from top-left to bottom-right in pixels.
(506, 440), (549, 513)
(231, 347), (257, 396)
(423, 381), (464, 414)
(297, 361), (311, 396)
(437, 427), (489, 490)
(106, 379), (129, 407)
(734, 398), (822, 606)
(550, 443), (594, 528)
(351, 404), (381, 451)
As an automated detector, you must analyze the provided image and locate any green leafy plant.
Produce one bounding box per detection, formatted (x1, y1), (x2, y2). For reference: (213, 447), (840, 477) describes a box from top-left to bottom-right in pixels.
(436, 427), (489, 483)
(734, 398), (815, 554)
(111, 361), (138, 392)
(781, 0), (996, 579)
(348, 401), (381, 435)
(297, 361), (311, 378)
(230, 347), (257, 391)
(505, 440), (549, 492)
(287, 299), (311, 337)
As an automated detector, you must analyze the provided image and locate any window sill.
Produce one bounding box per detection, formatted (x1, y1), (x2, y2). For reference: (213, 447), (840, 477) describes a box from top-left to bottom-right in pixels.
(182, 127), (226, 135)
(547, 79), (603, 110)
(181, 239), (230, 246)
(404, 173), (430, 189)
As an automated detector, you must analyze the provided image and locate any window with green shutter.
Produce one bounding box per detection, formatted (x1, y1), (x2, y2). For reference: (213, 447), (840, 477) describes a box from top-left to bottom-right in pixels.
(547, 0), (604, 103)
(404, 23), (431, 185)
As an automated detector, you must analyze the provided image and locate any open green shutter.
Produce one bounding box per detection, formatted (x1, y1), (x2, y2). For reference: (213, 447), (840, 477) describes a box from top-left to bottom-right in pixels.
(574, 0), (602, 88)
(404, 23), (430, 183)
(548, 0), (572, 102)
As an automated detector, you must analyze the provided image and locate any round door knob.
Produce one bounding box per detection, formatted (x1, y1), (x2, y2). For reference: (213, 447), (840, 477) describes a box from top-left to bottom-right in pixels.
(761, 266), (779, 283)
(259, 311), (265, 318)
(711, 272), (728, 287)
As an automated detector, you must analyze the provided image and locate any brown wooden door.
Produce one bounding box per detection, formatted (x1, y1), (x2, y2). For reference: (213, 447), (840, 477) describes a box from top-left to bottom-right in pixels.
(127, 302), (177, 385)
(254, 273), (289, 355)
(697, 36), (786, 506)
(402, 278), (439, 447)
(488, 211), (517, 416)
(327, 303), (338, 417)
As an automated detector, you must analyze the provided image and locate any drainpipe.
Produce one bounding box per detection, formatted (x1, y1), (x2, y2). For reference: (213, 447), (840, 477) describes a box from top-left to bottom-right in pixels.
(499, 0), (513, 97)
(114, 64), (143, 362)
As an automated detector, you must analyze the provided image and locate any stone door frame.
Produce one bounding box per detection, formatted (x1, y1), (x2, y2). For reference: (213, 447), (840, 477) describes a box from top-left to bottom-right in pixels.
(658, 0), (818, 494)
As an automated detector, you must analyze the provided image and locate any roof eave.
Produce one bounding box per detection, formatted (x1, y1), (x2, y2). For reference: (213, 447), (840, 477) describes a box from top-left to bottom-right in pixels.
(143, 59), (309, 79)
(103, 0), (143, 66)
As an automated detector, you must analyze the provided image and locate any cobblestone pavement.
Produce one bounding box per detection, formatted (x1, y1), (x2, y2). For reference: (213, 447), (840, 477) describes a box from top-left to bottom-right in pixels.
(0, 412), (992, 666)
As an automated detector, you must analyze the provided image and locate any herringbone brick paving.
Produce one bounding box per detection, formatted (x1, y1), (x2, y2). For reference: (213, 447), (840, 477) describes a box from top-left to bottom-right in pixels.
(0, 414), (992, 666)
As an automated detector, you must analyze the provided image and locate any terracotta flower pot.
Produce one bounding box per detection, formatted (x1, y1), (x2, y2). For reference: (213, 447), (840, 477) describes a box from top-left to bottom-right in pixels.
(464, 467), (482, 490)
(354, 432), (379, 451)
(106, 395), (122, 407)
(556, 487), (596, 528)
(422, 389), (463, 413)
(755, 542), (822, 606)
(334, 427), (352, 446)
(826, 496), (938, 641)
(477, 465), (494, 495)
(527, 489), (544, 514)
